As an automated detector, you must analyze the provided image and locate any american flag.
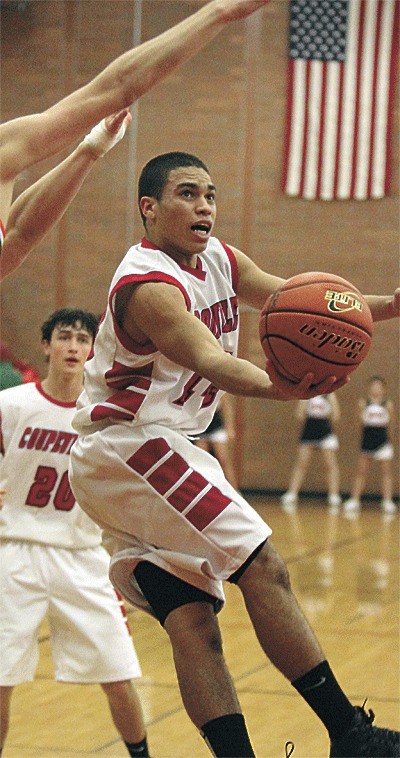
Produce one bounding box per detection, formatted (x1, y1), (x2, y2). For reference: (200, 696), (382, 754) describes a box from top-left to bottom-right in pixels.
(282, 0), (399, 200)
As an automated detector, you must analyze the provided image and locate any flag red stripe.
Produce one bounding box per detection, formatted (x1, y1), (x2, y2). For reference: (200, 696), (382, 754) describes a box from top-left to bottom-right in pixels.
(385, 0), (399, 194)
(333, 61), (345, 200)
(299, 59), (311, 197)
(367, 0), (383, 198)
(350, 0), (366, 199)
(316, 62), (328, 199)
(282, 58), (295, 193)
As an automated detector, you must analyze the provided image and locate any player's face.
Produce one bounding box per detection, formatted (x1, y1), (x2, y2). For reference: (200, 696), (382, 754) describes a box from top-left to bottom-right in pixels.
(145, 166), (216, 264)
(369, 379), (385, 401)
(43, 323), (93, 376)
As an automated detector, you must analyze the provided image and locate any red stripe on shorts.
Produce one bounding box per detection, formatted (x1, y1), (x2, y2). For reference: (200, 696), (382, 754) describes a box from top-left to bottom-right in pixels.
(185, 487), (231, 530)
(126, 438), (231, 530)
(127, 438), (171, 475)
(166, 470), (209, 512)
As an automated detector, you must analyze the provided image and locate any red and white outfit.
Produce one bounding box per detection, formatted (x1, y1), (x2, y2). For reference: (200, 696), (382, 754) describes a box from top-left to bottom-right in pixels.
(0, 382), (142, 685)
(70, 237), (271, 615)
(0, 218), (5, 253)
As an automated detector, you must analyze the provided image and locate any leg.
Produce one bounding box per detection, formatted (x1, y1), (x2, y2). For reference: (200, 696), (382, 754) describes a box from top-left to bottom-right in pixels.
(134, 562), (255, 756)
(322, 449), (340, 499)
(165, 602), (241, 726)
(350, 454), (370, 500)
(287, 445), (312, 497)
(0, 686), (14, 749)
(237, 541), (324, 680)
(282, 445), (313, 508)
(344, 454), (370, 514)
(101, 679), (146, 745)
(380, 459), (393, 502)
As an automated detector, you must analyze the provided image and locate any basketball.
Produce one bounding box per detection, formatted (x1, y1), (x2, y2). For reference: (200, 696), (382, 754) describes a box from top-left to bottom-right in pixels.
(260, 272), (373, 385)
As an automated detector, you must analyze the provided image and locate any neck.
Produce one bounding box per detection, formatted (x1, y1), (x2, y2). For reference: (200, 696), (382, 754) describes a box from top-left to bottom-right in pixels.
(41, 372), (83, 403)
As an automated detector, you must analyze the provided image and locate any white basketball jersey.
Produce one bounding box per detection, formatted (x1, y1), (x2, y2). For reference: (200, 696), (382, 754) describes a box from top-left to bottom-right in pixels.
(0, 383), (101, 548)
(306, 395), (332, 419)
(74, 237), (239, 437)
(361, 400), (390, 428)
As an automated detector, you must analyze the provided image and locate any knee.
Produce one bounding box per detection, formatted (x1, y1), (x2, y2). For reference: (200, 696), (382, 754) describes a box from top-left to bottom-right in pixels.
(165, 602), (223, 657)
(239, 543), (291, 593)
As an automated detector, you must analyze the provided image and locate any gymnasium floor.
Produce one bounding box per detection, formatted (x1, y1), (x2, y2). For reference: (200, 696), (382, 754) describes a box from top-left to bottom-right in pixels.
(5, 495), (399, 757)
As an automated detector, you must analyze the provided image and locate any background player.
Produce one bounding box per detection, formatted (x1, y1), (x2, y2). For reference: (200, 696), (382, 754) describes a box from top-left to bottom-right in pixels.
(343, 376), (397, 517)
(0, 308), (149, 757)
(0, 0), (271, 277)
(70, 151), (400, 757)
(281, 394), (342, 513)
(194, 394), (238, 489)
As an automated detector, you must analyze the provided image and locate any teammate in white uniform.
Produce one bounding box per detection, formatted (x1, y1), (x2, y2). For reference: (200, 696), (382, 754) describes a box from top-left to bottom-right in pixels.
(344, 376), (397, 516)
(0, 309), (149, 758)
(70, 152), (400, 757)
(281, 394), (342, 513)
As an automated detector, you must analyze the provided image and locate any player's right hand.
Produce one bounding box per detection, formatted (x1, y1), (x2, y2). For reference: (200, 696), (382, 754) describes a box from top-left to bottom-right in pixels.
(265, 359), (350, 401)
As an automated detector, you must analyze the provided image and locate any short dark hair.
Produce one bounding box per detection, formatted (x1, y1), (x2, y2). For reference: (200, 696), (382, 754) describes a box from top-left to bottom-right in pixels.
(138, 151), (210, 227)
(41, 308), (99, 343)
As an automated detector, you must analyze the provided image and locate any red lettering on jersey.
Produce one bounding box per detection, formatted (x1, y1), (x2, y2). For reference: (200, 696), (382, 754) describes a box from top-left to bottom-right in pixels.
(18, 427), (77, 454)
(194, 296), (238, 340)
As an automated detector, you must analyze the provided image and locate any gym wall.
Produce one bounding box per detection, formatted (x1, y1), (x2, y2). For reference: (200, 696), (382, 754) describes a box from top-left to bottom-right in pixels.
(1, 0), (398, 496)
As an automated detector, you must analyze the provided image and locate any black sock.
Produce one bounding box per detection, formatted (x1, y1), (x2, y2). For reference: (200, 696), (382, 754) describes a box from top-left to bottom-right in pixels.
(124, 736), (149, 757)
(201, 713), (255, 757)
(292, 660), (356, 739)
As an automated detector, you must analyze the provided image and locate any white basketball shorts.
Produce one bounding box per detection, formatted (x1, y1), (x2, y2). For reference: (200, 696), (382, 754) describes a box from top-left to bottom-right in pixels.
(70, 424), (271, 616)
(0, 540), (142, 685)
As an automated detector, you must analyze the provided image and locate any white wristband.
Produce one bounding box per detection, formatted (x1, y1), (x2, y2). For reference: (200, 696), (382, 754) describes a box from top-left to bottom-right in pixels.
(82, 117), (128, 157)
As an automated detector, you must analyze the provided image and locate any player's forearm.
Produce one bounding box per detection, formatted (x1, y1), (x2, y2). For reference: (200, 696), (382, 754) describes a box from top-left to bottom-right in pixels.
(81, 0), (256, 116)
(196, 350), (281, 399)
(1, 145), (97, 280)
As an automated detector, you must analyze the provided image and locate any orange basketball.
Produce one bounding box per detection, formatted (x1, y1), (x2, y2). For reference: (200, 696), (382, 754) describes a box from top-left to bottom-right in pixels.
(259, 272), (373, 385)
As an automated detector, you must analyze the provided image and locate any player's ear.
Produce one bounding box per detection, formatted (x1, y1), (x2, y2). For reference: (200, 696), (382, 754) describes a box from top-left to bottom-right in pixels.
(140, 196), (157, 222)
(41, 338), (51, 358)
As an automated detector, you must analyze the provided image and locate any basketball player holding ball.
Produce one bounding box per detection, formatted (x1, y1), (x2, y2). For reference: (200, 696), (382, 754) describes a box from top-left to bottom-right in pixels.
(70, 152), (400, 757)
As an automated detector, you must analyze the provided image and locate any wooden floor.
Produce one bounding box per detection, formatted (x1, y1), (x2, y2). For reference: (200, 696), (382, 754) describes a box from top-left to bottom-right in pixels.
(4, 496), (399, 757)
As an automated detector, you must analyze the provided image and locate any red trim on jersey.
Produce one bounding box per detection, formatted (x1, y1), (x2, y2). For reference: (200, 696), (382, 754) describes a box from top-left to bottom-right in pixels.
(109, 273), (191, 356)
(0, 412), (5, 457)
(220, 242), (238, 293)
(0, 218), (5, 250)
(90, 388), (148, 423)
(126, 438), (232, 531)
(141, 237), (206, 281)
(36, 383), (77, 408)
(105, 360), (154, 391)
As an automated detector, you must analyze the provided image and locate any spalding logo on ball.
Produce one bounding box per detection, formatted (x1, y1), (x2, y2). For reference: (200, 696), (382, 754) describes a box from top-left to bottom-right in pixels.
(259, 272), (373, 385)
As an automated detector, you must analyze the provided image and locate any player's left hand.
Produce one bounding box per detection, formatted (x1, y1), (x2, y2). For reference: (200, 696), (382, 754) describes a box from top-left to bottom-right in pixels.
(265, 359), (349, 400)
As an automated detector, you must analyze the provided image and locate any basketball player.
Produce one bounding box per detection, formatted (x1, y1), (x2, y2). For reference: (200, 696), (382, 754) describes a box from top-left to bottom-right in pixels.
(343, 376), (397, 516)
(0, 0), (271, 278)
(194, 394), (239, 489)
(0, 309), (149, 757)
(281, 393), (342, 513)
(70, 152), (400, 757)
